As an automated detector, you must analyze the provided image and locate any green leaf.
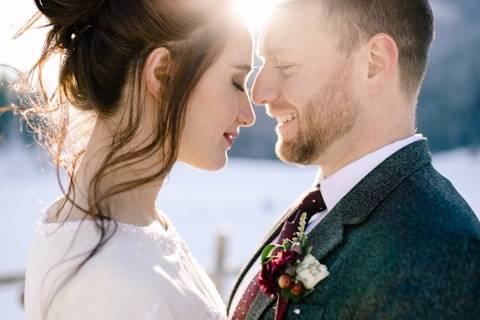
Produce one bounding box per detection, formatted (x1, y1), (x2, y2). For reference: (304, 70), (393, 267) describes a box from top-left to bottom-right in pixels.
(282, 239), (294, 250)
(260, 244), (279, 264)
(280, 288), (293, 301)
(298, 212), (308, 233)
(291, 294), (302, 303)
(301, 235), (309, 249)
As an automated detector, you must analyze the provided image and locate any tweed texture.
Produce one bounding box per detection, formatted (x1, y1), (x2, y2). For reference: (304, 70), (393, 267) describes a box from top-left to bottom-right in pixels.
(229, 140), (480, 320)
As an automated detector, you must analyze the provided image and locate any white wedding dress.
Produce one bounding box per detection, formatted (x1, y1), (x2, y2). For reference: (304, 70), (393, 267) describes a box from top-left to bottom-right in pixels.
(24, 212), (227, 320)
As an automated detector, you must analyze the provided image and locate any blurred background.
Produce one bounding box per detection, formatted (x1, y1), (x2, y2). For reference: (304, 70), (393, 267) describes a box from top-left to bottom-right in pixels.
(1, 0), (479, 319)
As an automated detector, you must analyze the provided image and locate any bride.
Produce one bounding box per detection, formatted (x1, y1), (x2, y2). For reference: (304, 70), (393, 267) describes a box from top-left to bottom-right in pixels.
(22, 0), (254, 319)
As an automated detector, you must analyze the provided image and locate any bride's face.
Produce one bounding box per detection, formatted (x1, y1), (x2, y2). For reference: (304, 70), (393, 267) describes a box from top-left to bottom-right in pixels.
(178, 23), (255, 170)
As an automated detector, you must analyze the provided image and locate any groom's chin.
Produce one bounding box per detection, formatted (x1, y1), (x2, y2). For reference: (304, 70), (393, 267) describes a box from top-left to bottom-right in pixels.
(275, 139), (317, 166)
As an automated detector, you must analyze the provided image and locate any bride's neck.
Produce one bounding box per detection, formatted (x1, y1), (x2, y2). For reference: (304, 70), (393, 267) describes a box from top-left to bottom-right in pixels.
(65, 118), (166, 226)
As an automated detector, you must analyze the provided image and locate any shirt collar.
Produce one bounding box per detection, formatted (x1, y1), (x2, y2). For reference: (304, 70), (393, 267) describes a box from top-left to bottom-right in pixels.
(314, 134), (425, 211)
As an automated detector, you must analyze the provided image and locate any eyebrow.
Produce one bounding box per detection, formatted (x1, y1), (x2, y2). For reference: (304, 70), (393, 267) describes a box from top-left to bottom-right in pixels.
(232, 64), (252, 73)
(256, 47), (289, 59)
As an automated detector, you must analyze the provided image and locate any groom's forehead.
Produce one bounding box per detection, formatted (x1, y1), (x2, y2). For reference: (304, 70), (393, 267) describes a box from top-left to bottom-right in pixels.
(257, 11), (322, 57)
(257, 28), (286, 54)
(257, 5), (324, 56)
(257, 28), (293, 58)
(257, 19), (298, 56)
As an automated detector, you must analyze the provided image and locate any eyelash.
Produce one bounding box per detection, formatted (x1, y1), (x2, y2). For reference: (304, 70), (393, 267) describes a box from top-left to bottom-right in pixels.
(232, 80), (245, 92)
(274, 65), (293, 71)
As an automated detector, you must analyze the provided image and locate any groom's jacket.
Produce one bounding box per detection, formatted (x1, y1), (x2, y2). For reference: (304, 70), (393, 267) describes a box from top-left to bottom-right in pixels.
(228, 140), (480, 320)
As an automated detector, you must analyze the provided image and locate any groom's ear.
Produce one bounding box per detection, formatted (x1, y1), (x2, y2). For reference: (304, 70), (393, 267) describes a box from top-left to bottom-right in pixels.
(144, 47), (171, 99)
(364, 33), (399, 95)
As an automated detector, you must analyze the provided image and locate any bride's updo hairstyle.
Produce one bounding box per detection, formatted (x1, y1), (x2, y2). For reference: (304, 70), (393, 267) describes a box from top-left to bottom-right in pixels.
(19, 0), (235, 315)
(20, 0), (233, 220)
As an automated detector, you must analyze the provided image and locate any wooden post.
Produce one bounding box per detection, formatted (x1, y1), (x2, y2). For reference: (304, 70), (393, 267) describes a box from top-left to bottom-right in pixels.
(210, 229), (241, 298)
(0, 273), (24, 286)
(0, 273), (25, 307)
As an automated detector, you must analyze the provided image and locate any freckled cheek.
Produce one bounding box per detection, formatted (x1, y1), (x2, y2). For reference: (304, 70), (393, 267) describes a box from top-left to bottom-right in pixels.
(199, 94), (236, 139)
(219, 93), (241, 124)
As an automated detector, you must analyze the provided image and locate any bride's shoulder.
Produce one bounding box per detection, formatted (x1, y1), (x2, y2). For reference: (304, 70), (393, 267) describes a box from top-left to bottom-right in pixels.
(41, 196), (100, 224)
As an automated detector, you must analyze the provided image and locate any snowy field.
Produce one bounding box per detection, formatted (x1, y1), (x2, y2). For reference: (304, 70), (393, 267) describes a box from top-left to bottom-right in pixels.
(0, 145), (479, 319)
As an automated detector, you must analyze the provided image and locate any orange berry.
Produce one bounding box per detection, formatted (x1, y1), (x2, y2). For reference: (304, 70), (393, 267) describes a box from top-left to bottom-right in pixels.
(290, 283), (304, 296)
(278, 274), (292, 289)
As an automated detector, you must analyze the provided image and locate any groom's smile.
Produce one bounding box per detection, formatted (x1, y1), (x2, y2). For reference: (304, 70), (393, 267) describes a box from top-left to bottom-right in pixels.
(275, 112), (298, 126)
(270, 110), (300, 140)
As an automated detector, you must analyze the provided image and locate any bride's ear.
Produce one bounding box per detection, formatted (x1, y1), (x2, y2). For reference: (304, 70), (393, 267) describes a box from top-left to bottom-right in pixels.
(144, 47), (171, 99)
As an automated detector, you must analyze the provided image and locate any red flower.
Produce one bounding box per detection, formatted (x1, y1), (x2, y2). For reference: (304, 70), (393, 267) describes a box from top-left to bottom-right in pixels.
(259, 250), (300, 295)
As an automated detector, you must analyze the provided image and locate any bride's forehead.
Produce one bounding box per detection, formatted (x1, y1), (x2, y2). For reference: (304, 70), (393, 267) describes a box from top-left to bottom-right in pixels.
(220, 31), (253, 64)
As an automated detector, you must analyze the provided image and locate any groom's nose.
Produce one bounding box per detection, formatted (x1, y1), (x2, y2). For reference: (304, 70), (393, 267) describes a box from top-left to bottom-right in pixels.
(251, 69), (278, 106)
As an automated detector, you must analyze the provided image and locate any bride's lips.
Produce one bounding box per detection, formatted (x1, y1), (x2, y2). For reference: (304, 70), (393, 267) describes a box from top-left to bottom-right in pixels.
(223, 132), (238, 148)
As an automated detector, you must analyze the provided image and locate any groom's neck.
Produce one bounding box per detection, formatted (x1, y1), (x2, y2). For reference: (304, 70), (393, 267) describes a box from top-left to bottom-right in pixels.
(315, 111), (416, 178)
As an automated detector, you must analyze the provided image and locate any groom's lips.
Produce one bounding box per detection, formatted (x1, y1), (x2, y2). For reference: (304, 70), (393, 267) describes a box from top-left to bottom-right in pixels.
(274, 112), (298, 125)
(267, 110), (299, 124)
(272, 113), (299, 138)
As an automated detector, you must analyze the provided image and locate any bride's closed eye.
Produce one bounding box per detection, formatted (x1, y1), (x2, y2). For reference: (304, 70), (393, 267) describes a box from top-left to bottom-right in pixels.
(232, 79), (246, 92)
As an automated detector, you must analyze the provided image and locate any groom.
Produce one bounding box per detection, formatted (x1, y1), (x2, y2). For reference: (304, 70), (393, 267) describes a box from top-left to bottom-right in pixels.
(228, 0), (480, 319)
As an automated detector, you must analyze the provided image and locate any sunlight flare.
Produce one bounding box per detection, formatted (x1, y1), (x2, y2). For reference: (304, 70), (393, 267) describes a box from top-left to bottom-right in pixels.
(232, 0), (280, 32)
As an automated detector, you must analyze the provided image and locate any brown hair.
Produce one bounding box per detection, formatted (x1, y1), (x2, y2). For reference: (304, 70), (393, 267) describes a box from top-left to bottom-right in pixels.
(287, 0), (434, 98)
(18, 0), (233, 317)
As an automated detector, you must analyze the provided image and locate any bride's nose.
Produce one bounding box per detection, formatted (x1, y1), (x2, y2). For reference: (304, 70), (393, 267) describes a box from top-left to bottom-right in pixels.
(238, 99), (256, 127)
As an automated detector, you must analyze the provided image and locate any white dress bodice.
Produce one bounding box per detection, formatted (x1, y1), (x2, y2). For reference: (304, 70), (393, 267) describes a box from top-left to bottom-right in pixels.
(24, 214), (227, 320)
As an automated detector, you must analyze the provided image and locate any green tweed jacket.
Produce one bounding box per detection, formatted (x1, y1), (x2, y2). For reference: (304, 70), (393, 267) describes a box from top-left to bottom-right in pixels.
(228, 140), (480, 319)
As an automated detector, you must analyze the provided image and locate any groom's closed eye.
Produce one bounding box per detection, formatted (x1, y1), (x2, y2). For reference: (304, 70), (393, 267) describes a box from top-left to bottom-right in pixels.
(274, 65), (294, 71)
(273, 63), (298, 77)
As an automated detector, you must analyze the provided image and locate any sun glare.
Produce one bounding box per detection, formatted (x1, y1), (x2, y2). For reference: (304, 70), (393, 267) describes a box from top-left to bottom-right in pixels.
(232, 0), (280, 32)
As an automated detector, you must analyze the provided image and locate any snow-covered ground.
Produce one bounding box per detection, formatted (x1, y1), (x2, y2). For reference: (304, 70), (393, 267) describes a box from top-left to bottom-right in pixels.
(0, 145), (479, 319)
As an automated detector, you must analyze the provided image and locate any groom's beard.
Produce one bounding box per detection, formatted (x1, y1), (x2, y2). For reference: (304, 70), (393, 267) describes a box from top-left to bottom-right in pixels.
(276, 62), (359, 166)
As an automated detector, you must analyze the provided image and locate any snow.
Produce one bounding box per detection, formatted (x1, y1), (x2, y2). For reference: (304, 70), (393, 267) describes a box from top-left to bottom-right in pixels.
(0, 145), (479, 319)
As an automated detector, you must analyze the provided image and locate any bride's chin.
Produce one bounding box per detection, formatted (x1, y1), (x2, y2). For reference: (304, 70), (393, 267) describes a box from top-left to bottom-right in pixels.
(181, 154), (228, 172)
(204, 154), (228, 171)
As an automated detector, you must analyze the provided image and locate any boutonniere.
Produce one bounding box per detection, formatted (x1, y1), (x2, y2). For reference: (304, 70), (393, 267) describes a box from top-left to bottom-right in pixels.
(258, 213), (329, 320)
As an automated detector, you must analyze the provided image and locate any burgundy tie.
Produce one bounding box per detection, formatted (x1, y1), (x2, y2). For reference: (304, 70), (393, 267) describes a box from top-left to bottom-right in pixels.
(231, 188), (326, 320)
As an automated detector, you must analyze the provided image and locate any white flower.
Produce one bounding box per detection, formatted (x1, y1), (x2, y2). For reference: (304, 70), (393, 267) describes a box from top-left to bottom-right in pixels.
(295, 254), (329, 290)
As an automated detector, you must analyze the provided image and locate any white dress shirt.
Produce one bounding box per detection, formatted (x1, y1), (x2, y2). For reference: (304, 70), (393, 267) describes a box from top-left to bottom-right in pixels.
(229, 134), (425, 313)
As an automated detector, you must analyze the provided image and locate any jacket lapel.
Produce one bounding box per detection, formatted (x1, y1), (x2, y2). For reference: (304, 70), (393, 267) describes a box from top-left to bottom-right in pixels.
(228, 188), (327, 313)
(227, 206), (293, 313)
(248, 140), (432, 319)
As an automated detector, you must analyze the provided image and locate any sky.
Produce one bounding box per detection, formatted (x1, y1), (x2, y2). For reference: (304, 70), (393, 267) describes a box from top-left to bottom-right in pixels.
(0, 0), (60, 94)
(1, 0), (42, 71)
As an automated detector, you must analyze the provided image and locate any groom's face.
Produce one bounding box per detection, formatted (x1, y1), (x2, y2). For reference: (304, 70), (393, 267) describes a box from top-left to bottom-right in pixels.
(252, 3), (360, 165)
